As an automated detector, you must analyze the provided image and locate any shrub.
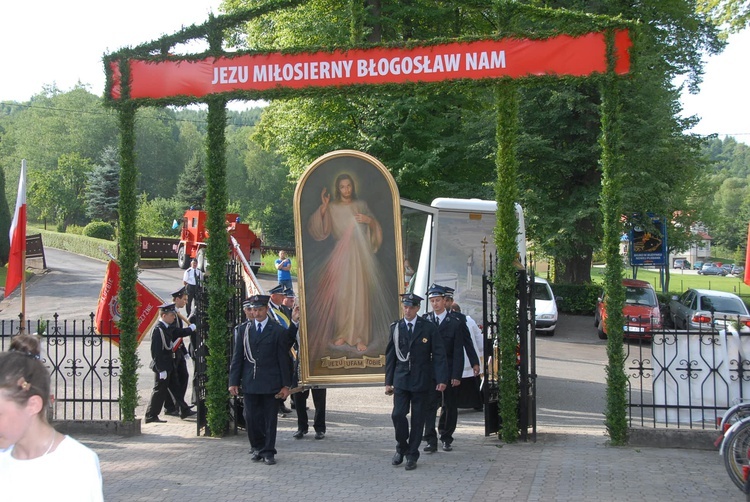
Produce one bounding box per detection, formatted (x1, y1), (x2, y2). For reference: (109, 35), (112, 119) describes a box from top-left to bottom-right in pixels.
(552, 283), (601, 315)
(83, 221), (115, 241)
(65, 224), (85, 235)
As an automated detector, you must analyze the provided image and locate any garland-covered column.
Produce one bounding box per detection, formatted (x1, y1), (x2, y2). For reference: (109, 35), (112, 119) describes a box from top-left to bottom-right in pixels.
(600, 29), (627, 445)
(204, 94), (231, 436)
(116, 100), (139, 421)
(494, 79), (520, 443)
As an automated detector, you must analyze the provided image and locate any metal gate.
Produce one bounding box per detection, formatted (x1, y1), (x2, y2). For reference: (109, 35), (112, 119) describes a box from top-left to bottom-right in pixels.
(194, 259), (246, 436)
(481, 255), (537, 441)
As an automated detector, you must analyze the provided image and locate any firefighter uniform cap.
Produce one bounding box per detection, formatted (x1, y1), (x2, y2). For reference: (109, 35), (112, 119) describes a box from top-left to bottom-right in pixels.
(243, 295), (270, 308)
(284, 289), (296, 298)
(159, 302), (177, 313)
(268, 284), (285, 295)
(426, 284), (448, 298)
(443, 287), (455, 298)
(400, 293), (423, 306)
(171, 287), (186, 298)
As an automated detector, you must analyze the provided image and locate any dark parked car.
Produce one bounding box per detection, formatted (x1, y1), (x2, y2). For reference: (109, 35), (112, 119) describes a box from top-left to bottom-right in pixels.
(673, 258), (690, 270)
(731, 265), (745, 276)
(698, 265), (728, 276)
(693, 261), (704, 270)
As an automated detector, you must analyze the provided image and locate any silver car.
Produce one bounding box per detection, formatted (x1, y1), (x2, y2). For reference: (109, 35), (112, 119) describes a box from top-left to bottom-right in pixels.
(669, 289), (750, 330)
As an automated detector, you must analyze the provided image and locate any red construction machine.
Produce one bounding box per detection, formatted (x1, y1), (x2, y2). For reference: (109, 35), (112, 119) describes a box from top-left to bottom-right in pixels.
(177, 209), (262, 274)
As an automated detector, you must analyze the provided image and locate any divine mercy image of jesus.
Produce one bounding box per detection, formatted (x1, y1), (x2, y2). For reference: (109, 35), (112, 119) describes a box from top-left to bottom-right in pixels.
(294, 151), (402, 383)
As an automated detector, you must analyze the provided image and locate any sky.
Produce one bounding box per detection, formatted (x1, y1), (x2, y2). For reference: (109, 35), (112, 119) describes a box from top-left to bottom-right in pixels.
(1, 1), (747, 143)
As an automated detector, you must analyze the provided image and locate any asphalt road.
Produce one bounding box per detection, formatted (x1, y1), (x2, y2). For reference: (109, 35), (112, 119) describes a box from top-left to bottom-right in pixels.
(0, 248), (610, 431)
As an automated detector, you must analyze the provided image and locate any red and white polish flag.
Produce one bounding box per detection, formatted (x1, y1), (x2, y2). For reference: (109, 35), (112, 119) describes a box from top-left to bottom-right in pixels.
(5, 160), (27, 296)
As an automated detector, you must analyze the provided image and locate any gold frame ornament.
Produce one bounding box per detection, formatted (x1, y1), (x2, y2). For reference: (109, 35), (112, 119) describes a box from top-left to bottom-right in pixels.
(294, 150), (403, 385)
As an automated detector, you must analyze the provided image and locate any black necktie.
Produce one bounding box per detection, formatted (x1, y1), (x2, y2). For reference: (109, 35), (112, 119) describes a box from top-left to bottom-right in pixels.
(256, 322), (262, 334)
(407, 322), (413, 335)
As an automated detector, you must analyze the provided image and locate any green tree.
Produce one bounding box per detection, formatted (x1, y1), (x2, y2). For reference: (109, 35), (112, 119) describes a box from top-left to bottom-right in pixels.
(176, 151), (207, 209)
(135, 195), (185, 236)
(28, 153), (92, 230)
(0, 167), (11, 265)
(86, 146), (121, 223)
(698, 0), (750, 34)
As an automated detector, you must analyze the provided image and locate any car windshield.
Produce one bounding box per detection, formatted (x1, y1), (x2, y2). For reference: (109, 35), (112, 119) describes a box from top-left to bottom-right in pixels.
(699, 296), (748, 314)
(625, 286), (657, 306)
(533, 283), (552, 301)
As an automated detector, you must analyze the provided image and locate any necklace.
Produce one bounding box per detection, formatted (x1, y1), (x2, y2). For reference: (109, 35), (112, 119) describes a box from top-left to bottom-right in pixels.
(42, 430), (56, 457)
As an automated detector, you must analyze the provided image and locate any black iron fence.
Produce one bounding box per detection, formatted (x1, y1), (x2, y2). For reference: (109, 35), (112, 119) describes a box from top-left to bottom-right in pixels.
(0, 314), (121, 421)
(627, 318), (750, 430)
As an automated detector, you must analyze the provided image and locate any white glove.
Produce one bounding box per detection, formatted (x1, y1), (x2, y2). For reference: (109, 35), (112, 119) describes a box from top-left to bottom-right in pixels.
(189, 324), (197, 331)
(159, 371), (167, 380)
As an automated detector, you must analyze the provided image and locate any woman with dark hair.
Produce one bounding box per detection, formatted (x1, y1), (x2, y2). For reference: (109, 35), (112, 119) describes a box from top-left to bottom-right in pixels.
(307, 172), (391, 356)
(0, 334), (103, 501)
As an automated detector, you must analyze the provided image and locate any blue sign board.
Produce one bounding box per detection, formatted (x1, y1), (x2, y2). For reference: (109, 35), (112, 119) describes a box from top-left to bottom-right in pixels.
(629, 215), (667, 267)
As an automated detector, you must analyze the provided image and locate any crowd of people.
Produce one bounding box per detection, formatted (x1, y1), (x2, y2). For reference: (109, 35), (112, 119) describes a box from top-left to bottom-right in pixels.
(0, 258), (482, 500)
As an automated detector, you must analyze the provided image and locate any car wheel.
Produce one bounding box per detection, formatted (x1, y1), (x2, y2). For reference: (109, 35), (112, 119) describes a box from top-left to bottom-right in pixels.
(548, 329), (555, 336)
(597, 326), (607, 340)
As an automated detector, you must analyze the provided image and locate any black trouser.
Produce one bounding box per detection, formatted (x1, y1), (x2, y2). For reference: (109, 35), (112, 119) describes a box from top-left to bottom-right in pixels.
(423, 384), (458, 446)
(145, 369), (189, 419)
(244, 393), (280, 459)
(392, 388), (428, 461)
(186, 284), (198, 316)
(293, 388), (327, 433)
(164, 356), (189, 412)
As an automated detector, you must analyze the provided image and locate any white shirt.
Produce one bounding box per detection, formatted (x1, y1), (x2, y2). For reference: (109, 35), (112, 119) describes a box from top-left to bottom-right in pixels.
(183, 267), (201, 286)
(0, 435), (103, 502)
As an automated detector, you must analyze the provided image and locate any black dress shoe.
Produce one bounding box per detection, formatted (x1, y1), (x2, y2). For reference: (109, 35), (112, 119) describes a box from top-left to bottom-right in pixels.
(164, 409), (179, 416)
(293, 430), (307, 439)
(145, 416), (167, 424)
(423, 443), (437, 453)
(391, 452), (404, 465)
(279, 403), (292, 414)
(264, 455), (277, 465)
(314, 431), (325, 440)
(405, 459), (417, 470)
(250, 453), (263, 462)
(180, 409), (197, 419)
(441, 441), (453, 451)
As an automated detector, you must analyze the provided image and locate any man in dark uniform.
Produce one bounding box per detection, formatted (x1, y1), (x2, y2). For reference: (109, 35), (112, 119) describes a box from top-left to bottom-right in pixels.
(268, 284), (294, 415)
(164, 287), (194, 416)
(145, 303), (197, 423)
(421, 284), (478, 452)
(229, 295), (295, 465)
(386, 292), (448, 471)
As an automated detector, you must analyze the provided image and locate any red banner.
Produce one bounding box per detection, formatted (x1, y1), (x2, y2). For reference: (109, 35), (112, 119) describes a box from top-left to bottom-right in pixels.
(94, 260), (163, 346)
(110, 30), (631, 100)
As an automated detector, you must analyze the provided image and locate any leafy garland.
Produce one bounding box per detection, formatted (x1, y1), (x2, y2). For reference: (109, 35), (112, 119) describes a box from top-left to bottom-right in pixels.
(494, 78), (521, 442)
(104, 1), (635, 438)
(600, 28), (628, 445)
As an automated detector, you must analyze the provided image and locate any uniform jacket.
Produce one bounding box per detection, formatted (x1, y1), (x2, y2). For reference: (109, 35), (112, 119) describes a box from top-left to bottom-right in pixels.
(385, 316), (448, 392)
(449, 310), (480, 369)
(151, 321), (176, 373)
(422, 311), (469, 381)
(229, 317), (293, 395)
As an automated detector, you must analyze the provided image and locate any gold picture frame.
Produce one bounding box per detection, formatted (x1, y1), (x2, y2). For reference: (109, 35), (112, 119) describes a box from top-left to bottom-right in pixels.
(294, 150), (403, 385)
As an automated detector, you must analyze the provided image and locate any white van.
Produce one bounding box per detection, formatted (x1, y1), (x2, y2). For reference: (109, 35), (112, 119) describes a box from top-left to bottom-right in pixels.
(400, 197), (526, 318)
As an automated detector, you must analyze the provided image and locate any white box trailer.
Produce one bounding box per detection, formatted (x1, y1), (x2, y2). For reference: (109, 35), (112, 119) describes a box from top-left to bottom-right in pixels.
(400, 197), (526, 318)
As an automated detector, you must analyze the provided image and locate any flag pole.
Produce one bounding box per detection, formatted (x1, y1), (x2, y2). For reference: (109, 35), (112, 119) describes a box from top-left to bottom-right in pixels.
(20, 249), (26, 334)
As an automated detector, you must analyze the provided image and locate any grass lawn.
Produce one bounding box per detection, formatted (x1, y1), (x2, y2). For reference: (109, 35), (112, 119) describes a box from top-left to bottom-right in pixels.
(590, 266), (749, 297)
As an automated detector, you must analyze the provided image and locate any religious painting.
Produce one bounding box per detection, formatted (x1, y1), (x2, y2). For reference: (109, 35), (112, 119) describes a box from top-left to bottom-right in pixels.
(294, 150), (403, 384)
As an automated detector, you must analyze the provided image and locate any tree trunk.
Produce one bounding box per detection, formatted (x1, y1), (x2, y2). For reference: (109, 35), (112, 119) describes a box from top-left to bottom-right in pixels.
(557, 252), (593, 284)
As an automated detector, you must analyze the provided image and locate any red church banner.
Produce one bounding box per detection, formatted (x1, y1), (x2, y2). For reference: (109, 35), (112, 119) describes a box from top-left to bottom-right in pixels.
(94, 260), (163, 346)
(110, 30), (631, 100)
